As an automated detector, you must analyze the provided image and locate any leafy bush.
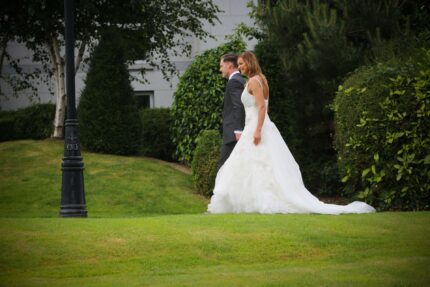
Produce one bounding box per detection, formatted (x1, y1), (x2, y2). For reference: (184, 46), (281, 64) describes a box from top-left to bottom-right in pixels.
(140, 108), (175, 161)
(0, 103), (55, 142)
(334, 48), (430, 210)
(171, 38), (245, 165)
(78, 29), (142, 155)
(191, 130), (222, 197)
(0, 111), (16, 142)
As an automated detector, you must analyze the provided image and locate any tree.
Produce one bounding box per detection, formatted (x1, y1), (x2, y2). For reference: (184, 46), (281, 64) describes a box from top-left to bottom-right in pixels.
(1, 0), (220, 137)
(77, 28), (142, 155)
(0, 2), (41, 101)
(248, 0), (425, 195)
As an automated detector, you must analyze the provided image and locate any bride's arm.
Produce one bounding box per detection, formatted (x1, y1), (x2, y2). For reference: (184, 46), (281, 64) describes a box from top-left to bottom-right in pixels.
(249, 78), (266, 145)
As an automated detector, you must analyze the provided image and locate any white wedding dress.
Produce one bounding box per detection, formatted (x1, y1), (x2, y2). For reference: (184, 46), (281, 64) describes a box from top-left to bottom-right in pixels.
(208, 81), (375, 214)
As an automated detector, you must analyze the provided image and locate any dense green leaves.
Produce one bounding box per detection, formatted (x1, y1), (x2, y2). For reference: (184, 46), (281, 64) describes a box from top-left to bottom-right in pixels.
(171, 39), (245, 164)
(0, 104), (55, 141)
(191, 130), (222, 197)
(249, 0), (429, 196)
(334, 48), (430, 210)
(78, 29), (142, 155)
(1, 0), (221, 81)
(140, 108), (175, 161)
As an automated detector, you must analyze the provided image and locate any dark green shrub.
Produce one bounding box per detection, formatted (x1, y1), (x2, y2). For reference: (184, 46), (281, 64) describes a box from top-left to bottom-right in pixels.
(249, 0), (430, 196)
(334, 48), (430, 210)
(191, 130), (222, 197)
(0, 111), (16, 142)
(78, 29), (142, 155)
(0, 103), (55, 142)
(171, 38), (245, 165)
(140, 108), (175, 161)
(14, 104), (55, 139)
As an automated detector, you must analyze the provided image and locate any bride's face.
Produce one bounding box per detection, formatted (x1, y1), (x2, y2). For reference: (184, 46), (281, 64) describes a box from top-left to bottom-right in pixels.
(237, 57), (248, 76)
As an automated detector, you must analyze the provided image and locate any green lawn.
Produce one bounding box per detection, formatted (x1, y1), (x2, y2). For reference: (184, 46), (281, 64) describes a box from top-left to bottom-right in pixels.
(0, 140), (207, 217)
(1, 213), (429, 286)
(1, 140), (429, 286)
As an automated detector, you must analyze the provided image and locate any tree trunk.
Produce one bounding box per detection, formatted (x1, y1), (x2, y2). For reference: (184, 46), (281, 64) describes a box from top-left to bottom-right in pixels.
(52, 59), (66, 138)
(50, 37), (67, 138)
(75, 39), (86, 74)
(49, 37), (86, 138)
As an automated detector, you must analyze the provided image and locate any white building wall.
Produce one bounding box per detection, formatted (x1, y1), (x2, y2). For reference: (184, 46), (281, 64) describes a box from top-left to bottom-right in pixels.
(0, 0), (257, 111)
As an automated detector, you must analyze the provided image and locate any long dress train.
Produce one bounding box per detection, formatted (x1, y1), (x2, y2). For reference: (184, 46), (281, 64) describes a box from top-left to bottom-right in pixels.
(208, 82), (375, 214)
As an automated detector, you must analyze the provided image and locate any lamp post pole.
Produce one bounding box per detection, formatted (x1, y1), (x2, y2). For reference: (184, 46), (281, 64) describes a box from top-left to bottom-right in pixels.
(60, 0), (87, 217)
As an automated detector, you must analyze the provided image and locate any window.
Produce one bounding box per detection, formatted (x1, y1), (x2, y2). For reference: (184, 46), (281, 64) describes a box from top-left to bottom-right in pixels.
(135, 91), (154, 109)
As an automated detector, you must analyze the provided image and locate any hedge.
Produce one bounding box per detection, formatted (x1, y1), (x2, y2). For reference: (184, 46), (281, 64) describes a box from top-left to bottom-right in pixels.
(77, 28), (142, 155)
(191, 130), (222, 197)
(333, 48), (430, 210)
(140, 108), (175, 161)
(0, 103), (55, 142)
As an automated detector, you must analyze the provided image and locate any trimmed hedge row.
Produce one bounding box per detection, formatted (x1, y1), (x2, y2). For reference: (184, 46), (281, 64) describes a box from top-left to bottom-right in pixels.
(140, 108), (175, 161)
(0, 103), (55, 142)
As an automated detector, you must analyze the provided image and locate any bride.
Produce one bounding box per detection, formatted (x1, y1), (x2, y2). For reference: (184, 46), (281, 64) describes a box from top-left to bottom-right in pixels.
(208, 51), (375, 214)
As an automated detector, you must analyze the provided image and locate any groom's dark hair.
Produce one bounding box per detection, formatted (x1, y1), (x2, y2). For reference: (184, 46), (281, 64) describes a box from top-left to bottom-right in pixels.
(221, 53), (238, 68)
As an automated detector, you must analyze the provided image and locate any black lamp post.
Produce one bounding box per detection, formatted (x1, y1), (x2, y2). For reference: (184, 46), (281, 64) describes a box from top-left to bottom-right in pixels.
(60, 0), (87, 217)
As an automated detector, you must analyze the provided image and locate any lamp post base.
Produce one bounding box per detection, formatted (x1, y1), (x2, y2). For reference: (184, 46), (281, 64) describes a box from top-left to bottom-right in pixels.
(60, 119), (87, 218)
(60, 204), (88, 217)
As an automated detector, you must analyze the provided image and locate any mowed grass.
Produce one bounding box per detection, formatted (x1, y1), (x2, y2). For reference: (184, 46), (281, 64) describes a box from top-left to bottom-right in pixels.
(0, 140), (207, 217)
(1, 140), (429, 286)
(0, 213), (429, 286)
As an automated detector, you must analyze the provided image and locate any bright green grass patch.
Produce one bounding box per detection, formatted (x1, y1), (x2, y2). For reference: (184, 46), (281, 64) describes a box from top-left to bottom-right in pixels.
(1, 140), (429, 286)
(0, 212), (429, 286)
(0, 140), (207, 217)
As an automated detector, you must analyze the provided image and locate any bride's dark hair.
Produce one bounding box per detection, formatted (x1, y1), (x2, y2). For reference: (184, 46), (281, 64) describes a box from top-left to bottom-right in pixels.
(239, 51), (269, 97)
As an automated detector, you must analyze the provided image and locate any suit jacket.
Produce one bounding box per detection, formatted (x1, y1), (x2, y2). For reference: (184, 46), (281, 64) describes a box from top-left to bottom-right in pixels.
(222, 73), (246, 144)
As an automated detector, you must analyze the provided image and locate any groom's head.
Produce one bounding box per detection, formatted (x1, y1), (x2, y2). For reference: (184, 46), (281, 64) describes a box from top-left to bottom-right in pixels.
(220, 54), (239, 79)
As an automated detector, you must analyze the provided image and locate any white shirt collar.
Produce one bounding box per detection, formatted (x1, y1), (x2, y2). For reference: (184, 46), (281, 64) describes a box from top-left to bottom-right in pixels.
(229, 71), (240, 80)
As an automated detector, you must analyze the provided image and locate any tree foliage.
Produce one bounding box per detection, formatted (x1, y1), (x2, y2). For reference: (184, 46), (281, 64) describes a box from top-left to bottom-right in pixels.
(248, 0), (429, 195)
(77, 29), (141, 155)
(1, 0), (220, 136)
(171, 38), (245, 164)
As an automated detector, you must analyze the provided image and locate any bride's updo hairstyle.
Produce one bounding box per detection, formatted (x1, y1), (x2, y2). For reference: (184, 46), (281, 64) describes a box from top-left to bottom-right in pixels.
(239, 51), (269, 97)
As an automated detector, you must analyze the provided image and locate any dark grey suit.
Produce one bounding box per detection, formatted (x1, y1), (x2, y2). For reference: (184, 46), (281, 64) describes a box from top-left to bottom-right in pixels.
(218, 73), (245, 170)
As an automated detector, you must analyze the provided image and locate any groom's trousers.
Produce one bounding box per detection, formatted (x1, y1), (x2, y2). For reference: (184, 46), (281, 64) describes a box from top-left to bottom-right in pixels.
(218, 141), (237, 171)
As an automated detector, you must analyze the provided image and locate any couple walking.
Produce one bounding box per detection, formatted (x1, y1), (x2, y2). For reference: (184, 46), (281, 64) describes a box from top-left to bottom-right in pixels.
(207, 51), (375, 214)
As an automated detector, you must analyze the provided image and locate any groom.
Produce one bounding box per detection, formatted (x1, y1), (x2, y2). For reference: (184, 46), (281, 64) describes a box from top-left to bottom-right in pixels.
(218, 53), (245, 170)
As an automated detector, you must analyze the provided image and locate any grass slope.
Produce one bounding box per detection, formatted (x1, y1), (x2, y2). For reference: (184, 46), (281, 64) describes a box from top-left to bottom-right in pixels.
(1, 140), (429, 286)
(0, 140), (207, 217)
(0, 213), (429, 286)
